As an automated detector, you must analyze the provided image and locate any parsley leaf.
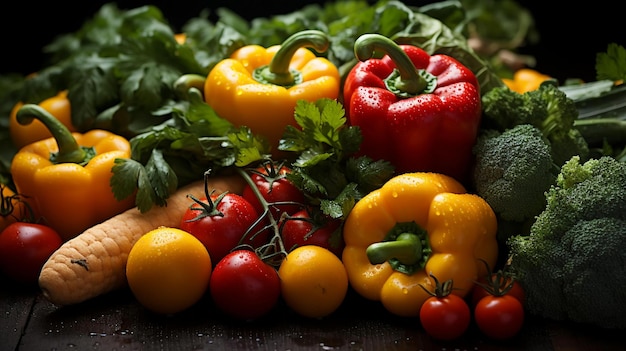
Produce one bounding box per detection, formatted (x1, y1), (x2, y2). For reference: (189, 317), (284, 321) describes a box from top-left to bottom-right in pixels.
(596, 43), (626, 82)
(227, 127), (271, 167)
(280, 99), (394, 220)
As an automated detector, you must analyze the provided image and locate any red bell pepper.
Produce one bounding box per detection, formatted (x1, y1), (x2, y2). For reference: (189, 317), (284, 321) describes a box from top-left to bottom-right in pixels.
(343, 34), (481, 182)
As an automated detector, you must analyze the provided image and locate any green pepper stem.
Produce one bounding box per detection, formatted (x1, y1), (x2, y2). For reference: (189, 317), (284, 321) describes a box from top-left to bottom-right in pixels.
(354, 33), (427, 95)
(174, 73), (206, 99)
(16, 104), (86, 164)
(366, 232), (423, 266)
(255, 30), (330, 87)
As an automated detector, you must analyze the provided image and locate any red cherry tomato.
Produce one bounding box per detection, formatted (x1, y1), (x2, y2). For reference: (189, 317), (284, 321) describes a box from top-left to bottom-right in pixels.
(474, 294), (525, 340)
(209, 249), (281, 321)
(180, 192), (267, 265)
(0, 222), (62, 285)
(280, 209), (344, 257)
(242, 162), (306, 221)
(420, 293), (471, 340)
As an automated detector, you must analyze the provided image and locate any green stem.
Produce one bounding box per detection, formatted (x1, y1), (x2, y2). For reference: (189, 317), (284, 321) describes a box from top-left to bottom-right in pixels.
(16, 104), (87, 164)
(235, 166), (287, 266)
(174, 73), (206, 100)
(253, 30), (330, 87)
(365, 221), (431, 275)
(366, 232), (423, 266)
(574, 118), (626, 146)
(354, 33), (431, 97)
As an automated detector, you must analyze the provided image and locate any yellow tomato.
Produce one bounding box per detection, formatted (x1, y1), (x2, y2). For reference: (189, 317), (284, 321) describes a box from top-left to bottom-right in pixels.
(278, 245), (348, 318)
(126, 227), (212, 315)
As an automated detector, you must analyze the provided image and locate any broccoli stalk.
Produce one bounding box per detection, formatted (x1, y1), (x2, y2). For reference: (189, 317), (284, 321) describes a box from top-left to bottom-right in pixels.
(507, 156), (626, 329)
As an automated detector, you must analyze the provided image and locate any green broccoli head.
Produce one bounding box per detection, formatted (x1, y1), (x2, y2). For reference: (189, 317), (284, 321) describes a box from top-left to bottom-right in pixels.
(507, 156), (626, 329)
(472, 124), (557, 223)
(481, 86), (546, 130)
(481, 82), (589, 166)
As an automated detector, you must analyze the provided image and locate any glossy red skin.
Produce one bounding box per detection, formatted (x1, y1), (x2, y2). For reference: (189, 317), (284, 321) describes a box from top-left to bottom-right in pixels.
(343, 45), (481, 180)
(474, 294), (525, 340)
(280, 209), (344, 257)
(0, 222), (62, 285)
(179, 193), (266, 265)
(209, 249), (281, 321)
(419, 294), (471, 341)
(242, 166), (306, 221)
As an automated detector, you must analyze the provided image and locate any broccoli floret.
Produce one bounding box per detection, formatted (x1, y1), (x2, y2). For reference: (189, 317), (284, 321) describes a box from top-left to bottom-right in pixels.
(481, 86), (545, 130)
(481, 82), (590, 166)
(472, 124), (558, 224)
(507, 156), (626, 329)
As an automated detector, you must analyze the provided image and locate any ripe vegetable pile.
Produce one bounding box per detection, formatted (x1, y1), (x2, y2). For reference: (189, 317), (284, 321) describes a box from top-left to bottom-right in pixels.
(1, 0), (625, 338)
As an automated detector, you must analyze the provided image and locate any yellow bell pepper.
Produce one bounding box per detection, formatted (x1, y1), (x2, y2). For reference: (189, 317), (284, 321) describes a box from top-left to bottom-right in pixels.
(502, 68), (552, 93)
(9, 90), (78, 149)
(10, 104), (136, 241)
(204, 30), (340, 156)
(342, 172), (499, 317)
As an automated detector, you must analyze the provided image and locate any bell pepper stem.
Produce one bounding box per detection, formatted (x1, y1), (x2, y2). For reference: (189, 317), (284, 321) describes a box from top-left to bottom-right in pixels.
(174, 73), (206, 100)
(354, 33), (428, 96)
(366, 232), (423, 266)
(16, 104), (86, 164)
(254, 30), (330, 87)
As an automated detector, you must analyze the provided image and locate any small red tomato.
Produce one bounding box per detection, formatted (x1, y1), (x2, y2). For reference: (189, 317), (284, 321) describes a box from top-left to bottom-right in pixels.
(420, 293), (471, 340)
(180, 192), (267, 265)
(0, 222), (63, 285)
(209, 249), (280, 321)
(242, 162), (306, 221)
(474, 294), (525, 340)
(280, 209), (344, 257)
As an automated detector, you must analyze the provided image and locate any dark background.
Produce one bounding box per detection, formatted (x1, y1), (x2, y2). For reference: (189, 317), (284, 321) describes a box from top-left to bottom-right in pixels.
(1, 1), (622, 82)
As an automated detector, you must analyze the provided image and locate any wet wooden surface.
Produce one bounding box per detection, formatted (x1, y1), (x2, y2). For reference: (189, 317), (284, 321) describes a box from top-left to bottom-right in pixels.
(2, 275), (623, 351)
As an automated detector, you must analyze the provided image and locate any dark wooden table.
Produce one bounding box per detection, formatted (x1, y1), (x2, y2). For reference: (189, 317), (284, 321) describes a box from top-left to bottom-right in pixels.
(2, 275), (623, 351)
